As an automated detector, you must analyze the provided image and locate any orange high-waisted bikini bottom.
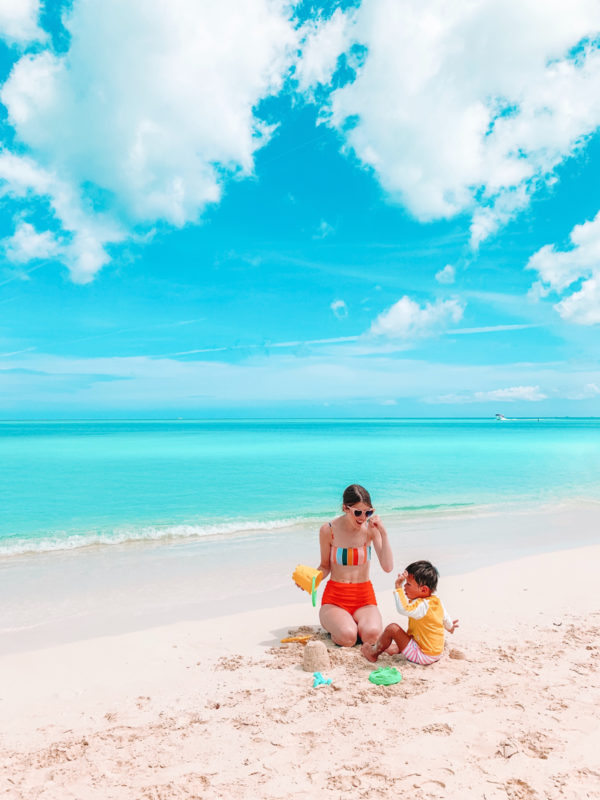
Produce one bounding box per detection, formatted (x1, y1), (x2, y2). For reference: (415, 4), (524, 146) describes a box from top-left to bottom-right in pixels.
(321, 580), (377, 616)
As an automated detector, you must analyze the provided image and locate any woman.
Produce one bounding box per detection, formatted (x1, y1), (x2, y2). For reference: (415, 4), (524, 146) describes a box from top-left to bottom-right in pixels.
(316, 484), (393, 647)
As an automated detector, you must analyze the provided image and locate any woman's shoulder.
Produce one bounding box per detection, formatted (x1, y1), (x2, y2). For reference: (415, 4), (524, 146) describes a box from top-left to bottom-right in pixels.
(319, 516), (342, 536)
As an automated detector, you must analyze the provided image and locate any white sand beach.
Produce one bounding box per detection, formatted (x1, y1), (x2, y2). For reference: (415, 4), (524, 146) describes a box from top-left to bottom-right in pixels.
(2, 536), (600, 799)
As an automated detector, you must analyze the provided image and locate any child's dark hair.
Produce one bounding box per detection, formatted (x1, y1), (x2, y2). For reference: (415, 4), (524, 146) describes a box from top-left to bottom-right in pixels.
(405, 560), (439, 592)
(342, 484), (372, 507)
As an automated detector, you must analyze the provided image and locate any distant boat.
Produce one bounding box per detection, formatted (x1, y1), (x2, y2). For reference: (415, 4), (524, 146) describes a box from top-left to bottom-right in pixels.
(495, 413), (507, 421)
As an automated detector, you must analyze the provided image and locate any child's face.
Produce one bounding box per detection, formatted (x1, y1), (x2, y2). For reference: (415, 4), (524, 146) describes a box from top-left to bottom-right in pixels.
(404, 574), (429, 600)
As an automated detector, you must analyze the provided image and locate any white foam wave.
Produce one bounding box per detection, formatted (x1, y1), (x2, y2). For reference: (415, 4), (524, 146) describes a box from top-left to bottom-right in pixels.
(0, 516), (309, 558)
(4, 496), (590, 559)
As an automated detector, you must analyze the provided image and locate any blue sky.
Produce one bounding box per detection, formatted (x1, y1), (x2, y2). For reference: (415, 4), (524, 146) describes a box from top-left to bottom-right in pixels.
(0, 0), (599, 418)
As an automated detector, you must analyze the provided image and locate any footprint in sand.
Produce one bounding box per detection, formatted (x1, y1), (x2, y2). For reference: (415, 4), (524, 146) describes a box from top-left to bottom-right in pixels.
(422, 722), (453, 735)
(504, 778), (537, 799)
(552, 767), (600, 798)
(36, 738), (90, 767)
(214, 654), (245, 671)
(326, 774), (362, 790)
(516, 730), (554, 760)
(414, 778), (446, 798)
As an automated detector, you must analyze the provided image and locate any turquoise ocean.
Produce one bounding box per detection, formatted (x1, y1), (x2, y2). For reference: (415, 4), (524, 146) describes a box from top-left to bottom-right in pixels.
(2, 418), (599, 558)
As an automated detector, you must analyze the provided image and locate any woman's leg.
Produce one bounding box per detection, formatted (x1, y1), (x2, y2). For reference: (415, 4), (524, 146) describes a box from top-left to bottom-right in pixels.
(361, 623), (411, 662)
(353, 604), (383, 645)
(319, 604), (358, 647)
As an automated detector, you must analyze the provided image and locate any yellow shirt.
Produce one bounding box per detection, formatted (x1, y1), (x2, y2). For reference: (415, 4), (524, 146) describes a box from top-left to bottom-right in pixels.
(393, 587), (453, 656)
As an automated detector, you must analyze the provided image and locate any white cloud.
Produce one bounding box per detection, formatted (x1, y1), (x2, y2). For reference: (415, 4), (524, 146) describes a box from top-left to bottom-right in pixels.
(527, 209), (600, 324)
(0, 0), (298, 281)
(0, 0), (45, 44)
(480, 385), (547, 402)
(370, 296), (464, 339)
(330, 299), (348, 319)
(294, 7), (353, 94)
(2, 351), (595, 412)
(313, 219), (334, 239)
(2, 0), (598, 288)
(161, 317), (534, 361)
(2, 221), (61, 262)
(554, 276), (600, 325)
(431, 385), (547, 403)
(304, 0), (600, 245)
(435, 264), (455, 285)
(566, 382), (600, 399)
(0, 149), (124, 282)
(447, 323), (540, 334)
(527, 210), (600, 293)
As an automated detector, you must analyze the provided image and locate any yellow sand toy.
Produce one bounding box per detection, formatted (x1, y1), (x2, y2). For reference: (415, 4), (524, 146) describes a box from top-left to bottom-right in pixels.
(292, 564), (323, 607)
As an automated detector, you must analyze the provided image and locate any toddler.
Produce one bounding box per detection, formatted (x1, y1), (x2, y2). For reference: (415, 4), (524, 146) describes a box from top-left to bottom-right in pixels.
(361, 560), (458, 665)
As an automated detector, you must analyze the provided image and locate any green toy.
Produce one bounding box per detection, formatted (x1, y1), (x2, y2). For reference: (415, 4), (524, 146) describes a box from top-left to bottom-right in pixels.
(368, 666), (402, 685)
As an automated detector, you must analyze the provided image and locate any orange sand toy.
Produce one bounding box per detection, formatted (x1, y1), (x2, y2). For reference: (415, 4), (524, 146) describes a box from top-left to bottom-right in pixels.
(280, 635), (313, 644)
(292, 565), (323, 607)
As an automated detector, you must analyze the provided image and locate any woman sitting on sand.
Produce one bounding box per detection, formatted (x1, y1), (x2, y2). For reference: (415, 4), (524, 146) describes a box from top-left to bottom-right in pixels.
(316, 484), (393, 647)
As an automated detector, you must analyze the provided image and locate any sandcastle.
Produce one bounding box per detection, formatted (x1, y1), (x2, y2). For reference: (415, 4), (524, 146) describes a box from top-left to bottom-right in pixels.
(302, 640), (330, 672)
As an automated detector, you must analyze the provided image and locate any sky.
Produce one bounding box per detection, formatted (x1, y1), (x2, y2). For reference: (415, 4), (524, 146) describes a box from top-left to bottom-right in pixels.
(0, 0), (599, 418)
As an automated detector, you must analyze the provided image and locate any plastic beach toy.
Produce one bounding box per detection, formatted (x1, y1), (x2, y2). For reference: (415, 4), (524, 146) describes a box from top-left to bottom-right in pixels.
(312, 671), (332, 688)
(368, 667), (402, 686)
(280, 635), (312, 644)
(292, 565), (323, 607)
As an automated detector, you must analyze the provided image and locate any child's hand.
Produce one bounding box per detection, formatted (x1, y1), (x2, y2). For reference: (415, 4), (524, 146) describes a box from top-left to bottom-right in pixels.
(449, 619), (459, 634)
(394, 570), (408, 589)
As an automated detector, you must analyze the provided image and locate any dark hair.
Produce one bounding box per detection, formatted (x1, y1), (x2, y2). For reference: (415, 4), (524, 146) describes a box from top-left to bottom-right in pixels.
(342, 484), (372, 508)
(405, 560), (439, 592)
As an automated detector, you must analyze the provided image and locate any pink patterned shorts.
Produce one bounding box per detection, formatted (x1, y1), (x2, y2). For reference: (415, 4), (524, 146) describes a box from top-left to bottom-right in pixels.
(401, 637), (442, 666)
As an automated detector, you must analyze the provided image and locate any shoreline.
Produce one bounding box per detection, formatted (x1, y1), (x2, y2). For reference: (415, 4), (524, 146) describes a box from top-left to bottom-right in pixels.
(3, 494), (599, 560)
(2, 499), (600, 655)
(2, 542), (599, 798)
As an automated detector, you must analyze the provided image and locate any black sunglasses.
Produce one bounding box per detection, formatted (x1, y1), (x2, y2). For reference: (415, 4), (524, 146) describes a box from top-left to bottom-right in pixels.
(346, 507), (374, 518)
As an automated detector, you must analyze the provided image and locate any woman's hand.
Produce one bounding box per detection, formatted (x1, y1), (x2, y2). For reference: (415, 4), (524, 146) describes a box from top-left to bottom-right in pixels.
(368, 514), (394, 573)
(368, 513), (384, 532)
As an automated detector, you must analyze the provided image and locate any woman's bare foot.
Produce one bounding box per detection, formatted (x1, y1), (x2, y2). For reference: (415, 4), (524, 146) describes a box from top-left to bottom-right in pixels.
(361, 642), (379, 663)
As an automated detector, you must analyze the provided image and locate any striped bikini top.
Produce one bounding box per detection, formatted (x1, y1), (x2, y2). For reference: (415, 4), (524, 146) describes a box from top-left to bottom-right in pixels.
(329, 521), (372, 566)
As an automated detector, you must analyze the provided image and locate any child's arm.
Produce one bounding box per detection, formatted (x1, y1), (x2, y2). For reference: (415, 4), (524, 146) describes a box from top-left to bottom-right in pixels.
(442, 603), (459, 633)
(393, 582), (430, 619)
(395, 570), (408, 589)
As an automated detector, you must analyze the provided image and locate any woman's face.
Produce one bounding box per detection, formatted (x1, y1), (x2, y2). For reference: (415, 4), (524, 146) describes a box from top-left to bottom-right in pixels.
(344, 501), (373, 529)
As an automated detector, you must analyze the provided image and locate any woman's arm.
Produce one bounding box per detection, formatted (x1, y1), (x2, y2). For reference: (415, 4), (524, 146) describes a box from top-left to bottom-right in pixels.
(368, 515), (394, 573)
(316, 523), (332, 580)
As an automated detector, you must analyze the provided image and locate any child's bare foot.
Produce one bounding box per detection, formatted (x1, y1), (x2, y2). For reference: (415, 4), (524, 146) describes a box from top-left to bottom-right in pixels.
(361, 642), (379, 663)
(385, 642), (400, 655)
